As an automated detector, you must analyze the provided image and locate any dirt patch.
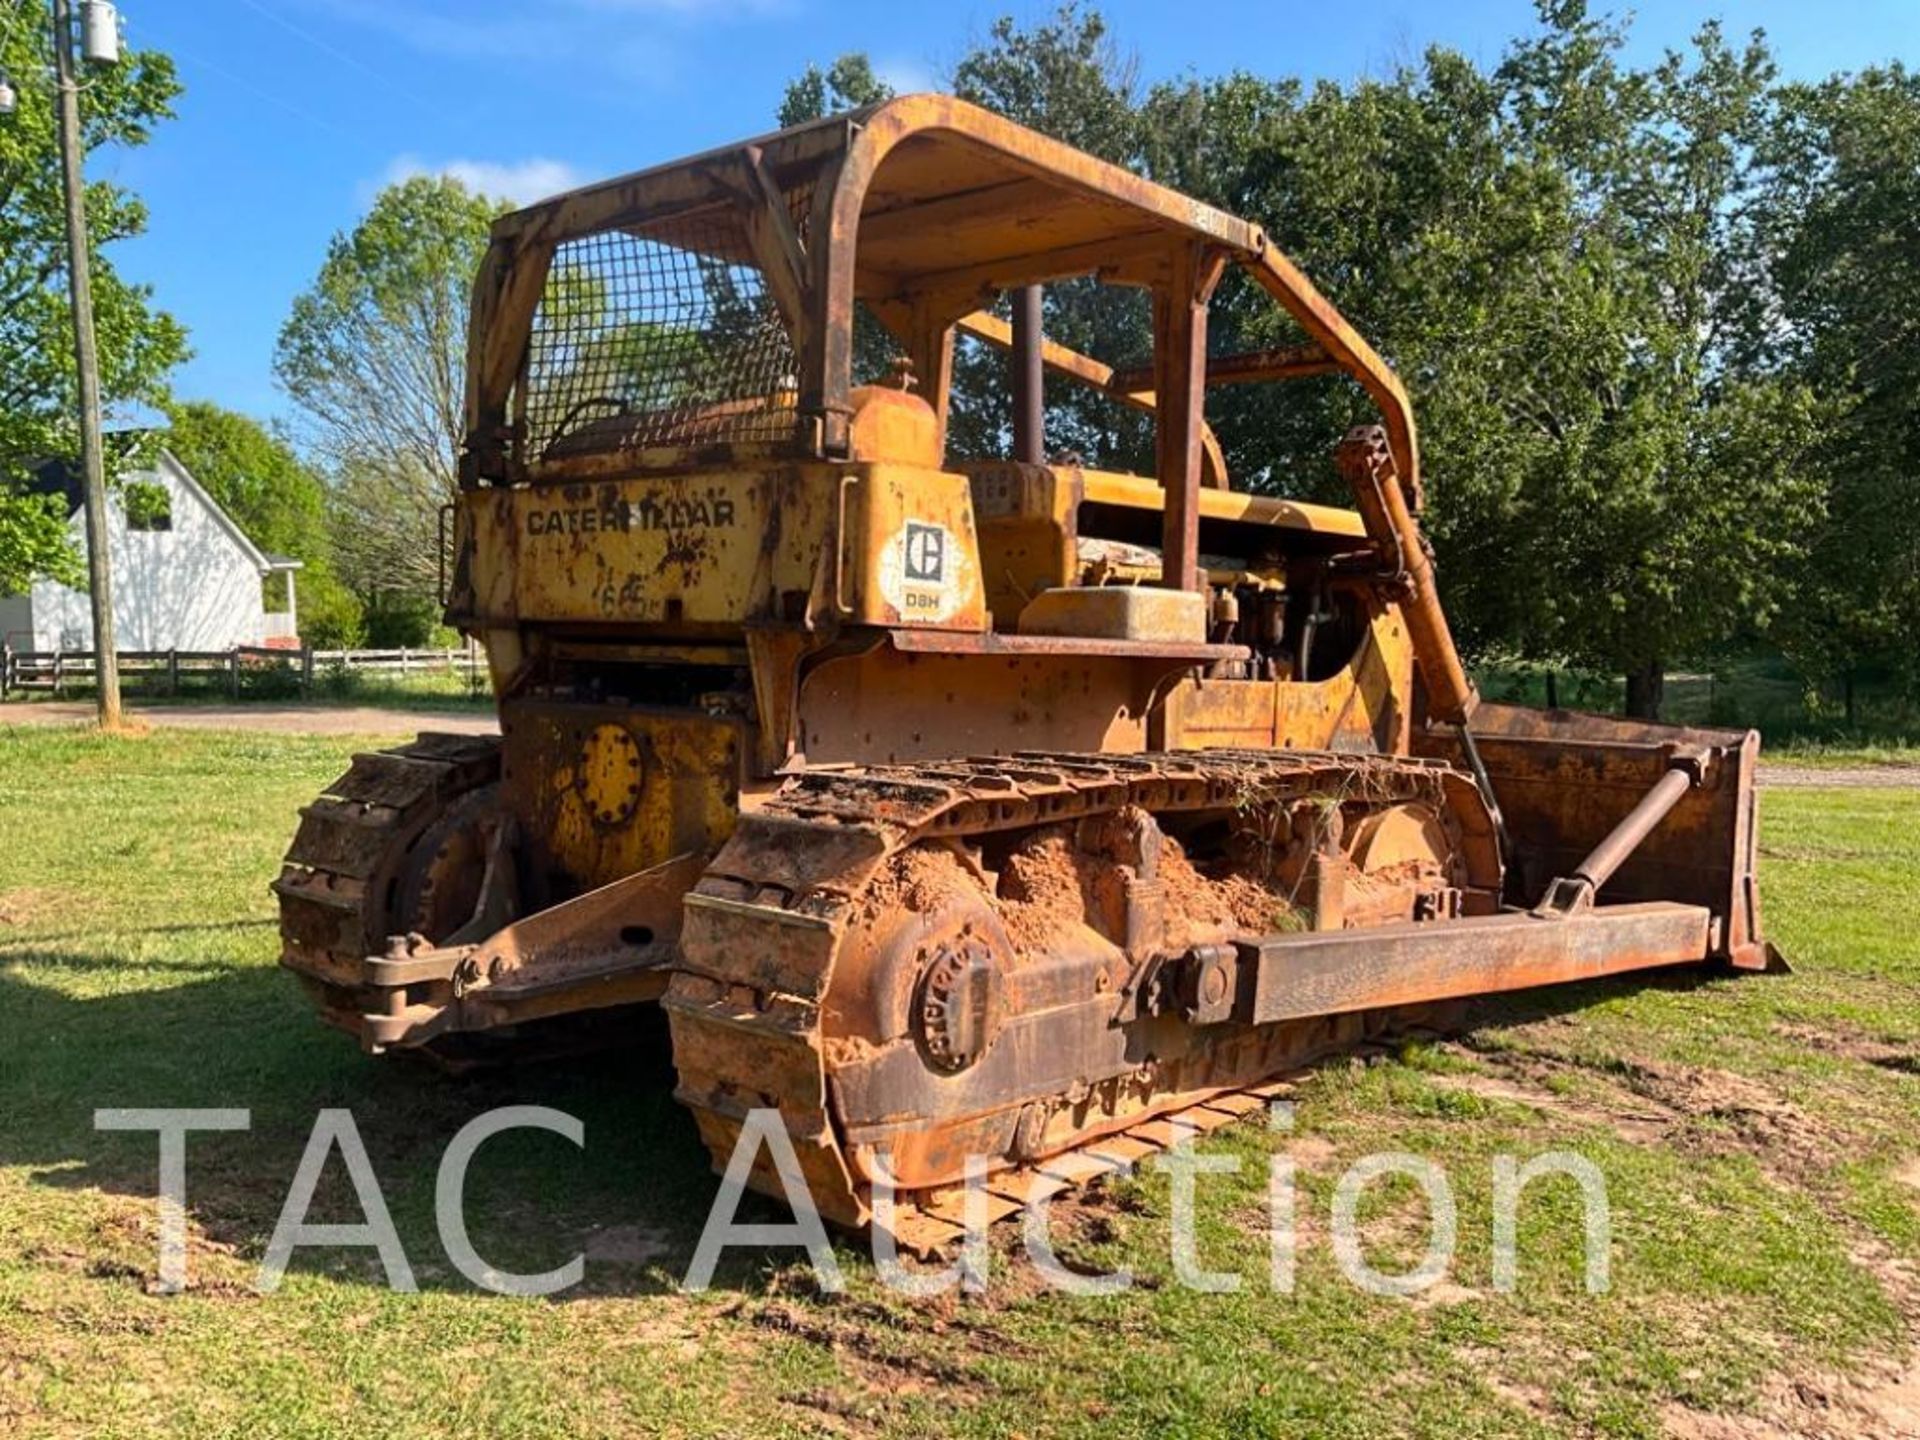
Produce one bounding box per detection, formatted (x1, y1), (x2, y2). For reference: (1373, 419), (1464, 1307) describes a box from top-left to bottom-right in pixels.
(1614, 1058), (1838, 1172)
(857, 843), (985, 928)
(1444, 1026), (1920, 1438)
(1665, 1350), (1920, 1439)
(1773, 1021), (1920, 1074)
(1410, 1280), (1484, 1309)
(1450, 1039), (1840, 1180)
(1158, 841), (1296, 940)
(747, 1299), (983, 1391)
(996, 829), (1089, 954)
(1425, 1070), (1673, 1145)
(0, 889), (58, 927)
(993, 813), (1297, 956)
(1285, 1135), (1339, 1173)
(1447, 1043), (1920, 1438)
(37, 1202), (259, 1299)
(1661, 1132), (1920, 1438)
(583, 1224), (675, 1268)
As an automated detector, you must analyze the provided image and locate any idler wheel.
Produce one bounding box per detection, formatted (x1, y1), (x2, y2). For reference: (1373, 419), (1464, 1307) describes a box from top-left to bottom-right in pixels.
(914, 930), (1003, 1074)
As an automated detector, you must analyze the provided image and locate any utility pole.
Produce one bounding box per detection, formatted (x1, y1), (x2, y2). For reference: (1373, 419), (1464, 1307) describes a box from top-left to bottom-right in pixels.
(50, 0), (122, 728)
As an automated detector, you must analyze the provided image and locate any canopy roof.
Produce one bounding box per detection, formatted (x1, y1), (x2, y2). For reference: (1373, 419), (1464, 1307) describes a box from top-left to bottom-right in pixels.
(468, 93), (1421, 507)
(492, 94), (1264, 298)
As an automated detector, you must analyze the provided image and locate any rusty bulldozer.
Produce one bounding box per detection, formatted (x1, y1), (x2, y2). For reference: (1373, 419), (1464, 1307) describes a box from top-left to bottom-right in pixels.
(275, 97), (1776, 1248)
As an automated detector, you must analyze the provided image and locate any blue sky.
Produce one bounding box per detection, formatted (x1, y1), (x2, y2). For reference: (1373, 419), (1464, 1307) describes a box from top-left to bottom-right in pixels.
(97, 0), (1920, 426)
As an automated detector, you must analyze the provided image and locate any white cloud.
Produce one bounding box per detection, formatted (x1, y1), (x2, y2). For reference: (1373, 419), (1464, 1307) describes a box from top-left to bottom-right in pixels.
(380, 154), (586, 207)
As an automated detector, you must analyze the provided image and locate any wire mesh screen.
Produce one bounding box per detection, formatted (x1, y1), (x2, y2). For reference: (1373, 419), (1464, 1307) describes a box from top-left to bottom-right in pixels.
(522, 195), (809, 462)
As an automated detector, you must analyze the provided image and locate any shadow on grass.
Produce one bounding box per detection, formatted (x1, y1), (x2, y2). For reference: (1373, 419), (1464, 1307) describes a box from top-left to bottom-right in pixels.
(0, 939), (1780, 1303)
(1454, 959), (1785, 1033)
(0, 957), (818, 1297)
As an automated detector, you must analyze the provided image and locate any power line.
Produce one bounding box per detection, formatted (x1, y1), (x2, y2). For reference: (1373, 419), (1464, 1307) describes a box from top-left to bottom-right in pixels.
(161, 32), (359, 142)
(228, 0), (453, 121)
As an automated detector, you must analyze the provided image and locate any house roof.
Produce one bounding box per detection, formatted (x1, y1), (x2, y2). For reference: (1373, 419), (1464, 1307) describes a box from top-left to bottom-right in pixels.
(24, 457), (84, 515)
(21, 448), (292, 578)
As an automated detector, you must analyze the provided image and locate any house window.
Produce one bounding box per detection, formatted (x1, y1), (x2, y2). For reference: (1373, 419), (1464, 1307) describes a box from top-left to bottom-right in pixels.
(124, 480), (172, 532)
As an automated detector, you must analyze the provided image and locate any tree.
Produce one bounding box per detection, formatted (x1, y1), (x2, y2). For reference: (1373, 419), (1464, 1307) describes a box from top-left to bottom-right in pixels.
(163, 402), (321, 558)
(326, 452), (448, 621)
(275, 177), (505, 605)
(1141, 7), (1828, 717)
(1759, 66), (1920, 714)
(785, 3), (1826, 717)
(778, 55), (894, 128)
(161, 401), (364, 646)
(777, 57), (903, 390)
(1450, 6), (1823, 716)
(0, 12), (187, 594)
(0, 492), (83, 595)
(951, 6), (1141, 162)
(947, 6), (1154, 467)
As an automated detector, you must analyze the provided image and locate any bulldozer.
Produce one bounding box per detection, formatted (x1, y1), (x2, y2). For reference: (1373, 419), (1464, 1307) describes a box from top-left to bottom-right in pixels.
(274, 96), (1775, 1247)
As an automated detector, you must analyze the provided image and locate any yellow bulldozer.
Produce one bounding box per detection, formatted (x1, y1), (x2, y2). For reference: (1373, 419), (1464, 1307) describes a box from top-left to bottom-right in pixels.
(275, 96), (1775, 1247)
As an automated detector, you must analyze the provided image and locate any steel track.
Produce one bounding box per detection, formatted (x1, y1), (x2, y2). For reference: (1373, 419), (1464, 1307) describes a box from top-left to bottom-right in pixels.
(272, 732), (503, 1039)
(664, 747), (1494, 1250)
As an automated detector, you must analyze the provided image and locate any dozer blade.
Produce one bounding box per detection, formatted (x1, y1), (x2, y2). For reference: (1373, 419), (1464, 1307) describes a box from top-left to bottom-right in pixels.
(1419, 703), (1775, 971)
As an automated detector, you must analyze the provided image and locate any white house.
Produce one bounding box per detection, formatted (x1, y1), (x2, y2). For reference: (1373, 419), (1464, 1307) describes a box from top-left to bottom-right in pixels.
(0, 449), (302, 653)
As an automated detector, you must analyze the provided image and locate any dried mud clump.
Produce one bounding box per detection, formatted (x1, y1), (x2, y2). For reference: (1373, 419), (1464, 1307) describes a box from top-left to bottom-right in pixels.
(994, 822), (1299, 955)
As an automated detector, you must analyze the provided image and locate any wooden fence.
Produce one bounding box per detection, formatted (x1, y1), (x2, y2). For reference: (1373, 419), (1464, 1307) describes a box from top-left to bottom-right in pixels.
(0, 644), (484, 701)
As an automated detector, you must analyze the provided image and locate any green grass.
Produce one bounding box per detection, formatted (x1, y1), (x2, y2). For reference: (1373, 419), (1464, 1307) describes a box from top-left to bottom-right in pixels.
(0, 724), (1916, 1438)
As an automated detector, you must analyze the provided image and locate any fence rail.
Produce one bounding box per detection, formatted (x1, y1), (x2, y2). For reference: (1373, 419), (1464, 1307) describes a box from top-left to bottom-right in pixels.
(0, 644), (484, 701)
(307, 646), (484, 675)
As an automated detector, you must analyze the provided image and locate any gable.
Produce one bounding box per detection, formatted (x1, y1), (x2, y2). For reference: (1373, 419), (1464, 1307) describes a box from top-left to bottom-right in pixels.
(149, 450), (274, 571)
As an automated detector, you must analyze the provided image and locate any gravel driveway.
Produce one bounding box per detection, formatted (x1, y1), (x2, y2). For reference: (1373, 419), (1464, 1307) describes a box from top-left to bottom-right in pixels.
(0, 701), (497, 738)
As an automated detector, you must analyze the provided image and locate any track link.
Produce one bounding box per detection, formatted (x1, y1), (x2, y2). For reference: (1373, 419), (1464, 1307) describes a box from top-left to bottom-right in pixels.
(664, 748), (1496, 1246)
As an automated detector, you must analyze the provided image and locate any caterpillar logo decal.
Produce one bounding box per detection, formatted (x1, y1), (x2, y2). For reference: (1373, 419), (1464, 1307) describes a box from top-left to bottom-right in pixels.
(878, 518), (972, 623)
(902, 522), (946, 583)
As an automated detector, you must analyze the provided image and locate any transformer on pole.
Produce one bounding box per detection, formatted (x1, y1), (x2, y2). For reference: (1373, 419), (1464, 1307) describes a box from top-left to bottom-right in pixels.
(78, 0), (117, 64)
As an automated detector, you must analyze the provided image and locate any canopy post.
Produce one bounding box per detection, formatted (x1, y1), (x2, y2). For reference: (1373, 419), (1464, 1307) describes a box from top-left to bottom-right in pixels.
(1155, 243), (1225, 592)
(909, 295), (958, 461)
(1011, 285), (1044, 464)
